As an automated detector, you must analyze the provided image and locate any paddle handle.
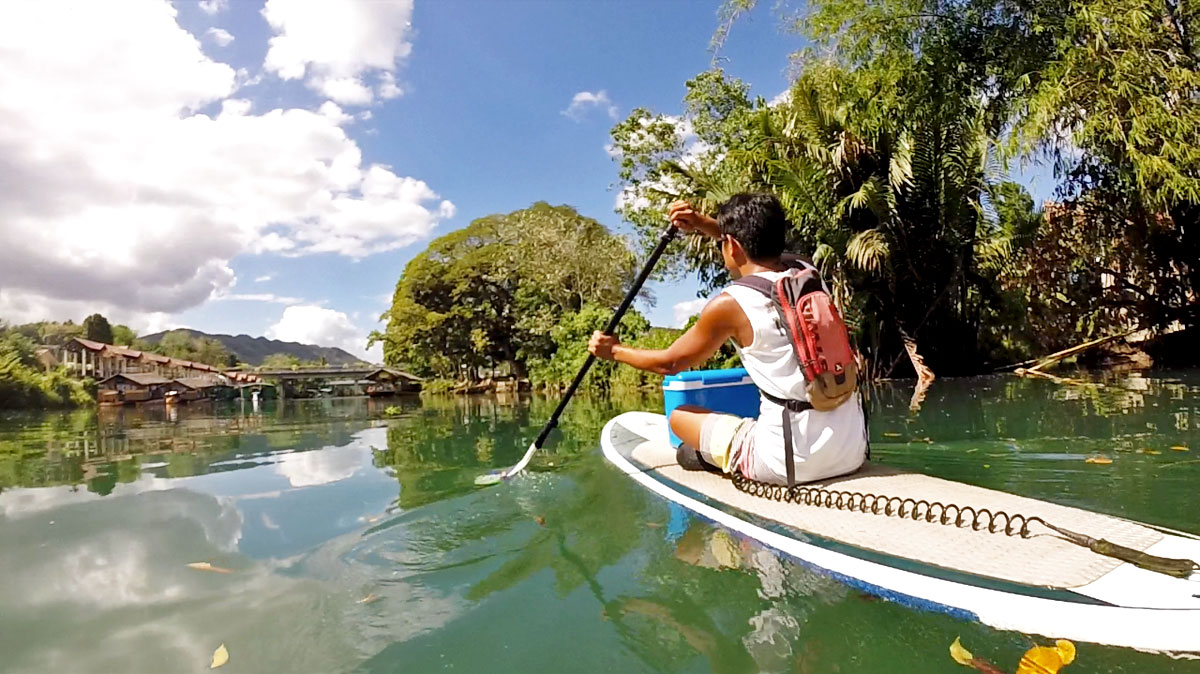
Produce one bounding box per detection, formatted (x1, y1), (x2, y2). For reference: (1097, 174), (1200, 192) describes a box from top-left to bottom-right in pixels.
(531, 224), (678, 449)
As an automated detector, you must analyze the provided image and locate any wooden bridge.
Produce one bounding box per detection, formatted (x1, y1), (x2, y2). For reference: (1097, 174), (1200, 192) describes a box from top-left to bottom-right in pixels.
(251, 366), (422, 382)
(248, 366), (422, 398)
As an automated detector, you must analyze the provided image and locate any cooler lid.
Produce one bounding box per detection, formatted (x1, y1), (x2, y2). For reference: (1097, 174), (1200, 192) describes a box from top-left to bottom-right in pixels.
(662, 368), (753, 390)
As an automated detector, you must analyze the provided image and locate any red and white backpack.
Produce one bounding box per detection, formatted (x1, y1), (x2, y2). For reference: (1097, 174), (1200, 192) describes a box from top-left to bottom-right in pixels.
(732, 259), (858, 411)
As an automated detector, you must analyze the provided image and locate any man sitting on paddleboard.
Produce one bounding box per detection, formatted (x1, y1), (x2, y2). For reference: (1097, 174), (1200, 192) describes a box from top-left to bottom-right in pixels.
(588, 193), (867, 485)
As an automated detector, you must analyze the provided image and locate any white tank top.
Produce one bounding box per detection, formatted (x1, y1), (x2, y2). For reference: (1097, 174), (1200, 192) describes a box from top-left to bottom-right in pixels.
(722, 270), (867, 483)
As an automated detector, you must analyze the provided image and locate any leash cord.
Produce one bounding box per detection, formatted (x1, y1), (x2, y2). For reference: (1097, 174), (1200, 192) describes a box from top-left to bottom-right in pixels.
(728, 472), (1200, 579)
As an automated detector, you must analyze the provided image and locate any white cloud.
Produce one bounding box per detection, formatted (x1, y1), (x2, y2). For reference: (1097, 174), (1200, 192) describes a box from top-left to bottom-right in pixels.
(262, 0), (413, 106)
(266, 304), (381, 361)
(205, 27), (234, 46)
(672, 298), (709, 328)
(0, 289), (183, 335)
(316, 76), (374, 105)
(317, 100), (353, 125)
(213, 293), (305, 305)
(0, 1), (452, 325)
(275, 443), (366, 487)
(377, 71), (403, 99)
(198, 0), (228, 15)
(563, 90), (618, 121)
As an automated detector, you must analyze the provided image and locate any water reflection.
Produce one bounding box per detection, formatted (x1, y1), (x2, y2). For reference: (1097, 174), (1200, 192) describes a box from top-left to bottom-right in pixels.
(0, 375), (1195, 673)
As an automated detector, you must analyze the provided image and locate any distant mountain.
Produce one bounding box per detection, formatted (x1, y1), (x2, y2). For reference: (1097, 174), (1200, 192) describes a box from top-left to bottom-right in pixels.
(140, 329), (366, 367)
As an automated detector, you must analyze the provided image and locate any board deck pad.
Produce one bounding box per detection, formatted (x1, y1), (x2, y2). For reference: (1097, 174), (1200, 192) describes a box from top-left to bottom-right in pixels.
(616, 414), (1162, 590)
(604, 411), (1200, 652)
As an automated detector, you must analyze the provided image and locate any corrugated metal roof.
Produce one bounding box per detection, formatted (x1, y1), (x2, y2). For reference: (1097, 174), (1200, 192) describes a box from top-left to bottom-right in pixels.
(72, 337), (106, 351)
(173, 377), (227, 389)
(99, 373), (171, 387)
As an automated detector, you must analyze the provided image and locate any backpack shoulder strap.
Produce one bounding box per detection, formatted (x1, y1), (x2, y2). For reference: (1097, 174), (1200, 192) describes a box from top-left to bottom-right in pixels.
(731, 275), (772, 296)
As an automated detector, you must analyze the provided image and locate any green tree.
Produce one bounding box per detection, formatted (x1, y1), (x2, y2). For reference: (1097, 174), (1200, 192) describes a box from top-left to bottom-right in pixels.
(156, 330), (231, 367)
(111, 324), (136, 346)
(612, 65), (1030, 376)
(1011, 0), (1198, 331)
(0, 323), (91, 408)
(694, 0), (1197, 367)
(260, 353), (303, 370)
(38, 321), (84, 346)
(373, 203), (639, 383)
(82, 314), (113, 344)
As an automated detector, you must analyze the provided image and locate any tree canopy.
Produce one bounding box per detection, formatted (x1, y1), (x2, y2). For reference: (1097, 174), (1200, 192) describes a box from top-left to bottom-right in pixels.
(611, 0), (1196, 375)
(82, 313), (113, 345)
(156, 330), (233, 367)
(373, 203), (642, 383)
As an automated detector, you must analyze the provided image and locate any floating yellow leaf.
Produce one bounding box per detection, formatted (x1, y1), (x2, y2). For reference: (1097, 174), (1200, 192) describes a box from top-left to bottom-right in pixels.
(1016, 640), (1075, 673)
(882, 432), (902, 438)
(949, 637), (974, 666)
(1171, 446), (1189, 452)
(1084, 456), (1113, 465)
(210, 644), (229, 669)
(1145, 450), (1161, 455)
(187, 562), (232, 574)
(356, 593), (381, 605)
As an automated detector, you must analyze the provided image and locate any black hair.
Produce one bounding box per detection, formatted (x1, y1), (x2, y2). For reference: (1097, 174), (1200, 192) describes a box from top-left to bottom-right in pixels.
(716, 193), (788, 261)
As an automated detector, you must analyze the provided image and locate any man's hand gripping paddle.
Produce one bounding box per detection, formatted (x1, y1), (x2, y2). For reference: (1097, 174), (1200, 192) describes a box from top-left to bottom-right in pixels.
(475, 223), (679, 486)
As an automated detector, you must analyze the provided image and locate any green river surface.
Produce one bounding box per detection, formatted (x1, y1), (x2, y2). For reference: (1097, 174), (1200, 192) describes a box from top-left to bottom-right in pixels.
(1, 372), (1197, 673)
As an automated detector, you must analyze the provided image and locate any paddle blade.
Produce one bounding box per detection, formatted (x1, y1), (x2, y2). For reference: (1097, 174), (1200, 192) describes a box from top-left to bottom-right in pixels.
(474, 471), (504, 487)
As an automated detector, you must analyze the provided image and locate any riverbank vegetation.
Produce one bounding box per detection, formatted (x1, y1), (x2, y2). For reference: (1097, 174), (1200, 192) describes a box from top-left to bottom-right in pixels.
(0, 324), (93, 408)
(372, 203), (738, 392)
(612, 0), (1196, 378)
(380, 0), (1193, 388)
(0, 317), (238, 408)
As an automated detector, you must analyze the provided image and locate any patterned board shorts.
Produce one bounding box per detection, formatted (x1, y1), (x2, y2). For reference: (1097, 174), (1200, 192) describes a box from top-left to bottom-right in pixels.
(698, 413), (757, 476)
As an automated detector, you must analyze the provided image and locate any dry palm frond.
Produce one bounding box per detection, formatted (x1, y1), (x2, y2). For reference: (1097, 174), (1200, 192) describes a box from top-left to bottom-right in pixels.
(889, 131), (914, 191)
(846, 228), (890, 273)
(837, 176), (896, 224)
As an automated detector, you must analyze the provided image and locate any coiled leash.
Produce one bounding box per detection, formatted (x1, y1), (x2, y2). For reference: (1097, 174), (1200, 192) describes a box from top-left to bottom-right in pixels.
(729, 472), (1200, 579)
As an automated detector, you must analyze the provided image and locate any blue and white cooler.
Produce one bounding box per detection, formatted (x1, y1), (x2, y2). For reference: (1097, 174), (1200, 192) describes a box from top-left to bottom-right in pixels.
(661, 368), (759, 448)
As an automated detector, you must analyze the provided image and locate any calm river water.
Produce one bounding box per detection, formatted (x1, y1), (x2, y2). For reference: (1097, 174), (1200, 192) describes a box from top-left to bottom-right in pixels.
(0, 373), (1197, 673)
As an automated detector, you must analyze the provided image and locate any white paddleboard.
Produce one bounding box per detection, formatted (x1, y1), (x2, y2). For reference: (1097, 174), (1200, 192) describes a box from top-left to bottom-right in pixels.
(602, 411), (1200, 654)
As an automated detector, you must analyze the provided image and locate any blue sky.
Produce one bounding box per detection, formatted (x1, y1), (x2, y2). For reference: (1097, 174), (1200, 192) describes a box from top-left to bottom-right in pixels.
(0, 0), (1054, 361)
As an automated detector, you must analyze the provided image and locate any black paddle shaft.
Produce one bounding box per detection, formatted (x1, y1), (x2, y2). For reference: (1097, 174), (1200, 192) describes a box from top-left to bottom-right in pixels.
(532, 224), (679, 448)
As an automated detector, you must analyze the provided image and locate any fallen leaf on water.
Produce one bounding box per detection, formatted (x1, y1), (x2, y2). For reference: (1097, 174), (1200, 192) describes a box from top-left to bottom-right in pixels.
(1016, 640), (1075, 674)
(1085, 456), (1113, 465)
(983, 464), (990, 469)
(948, 637), (1009, 673)
(949, 637), (973, 666)
(187, 562), (232, 574)
(210, 644), (228, 669)
(882, 432), (901, 438)
(1171, 445), (1189, 452)
(534, 515), (545, 526)
(645, 521), (663, 528)
(356, 593), (380, 605)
